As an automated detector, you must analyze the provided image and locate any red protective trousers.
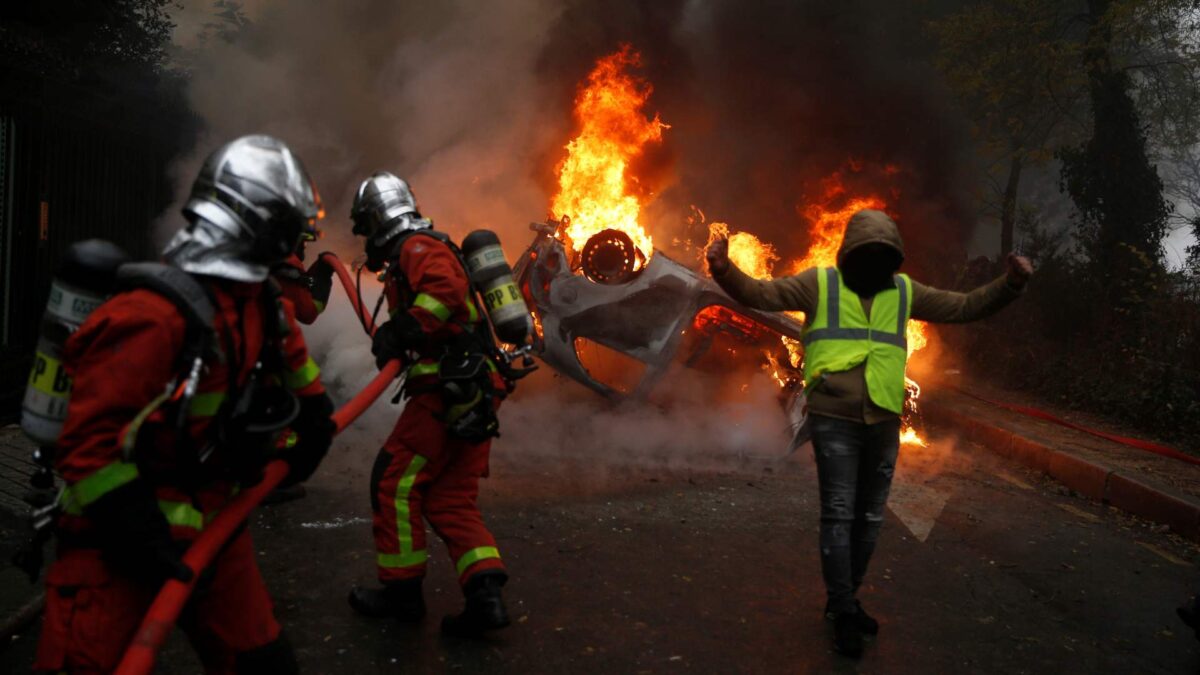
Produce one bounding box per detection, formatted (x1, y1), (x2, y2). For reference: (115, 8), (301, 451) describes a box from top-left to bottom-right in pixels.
(371, 394), (504, 587)
(36, 530), (279, 674)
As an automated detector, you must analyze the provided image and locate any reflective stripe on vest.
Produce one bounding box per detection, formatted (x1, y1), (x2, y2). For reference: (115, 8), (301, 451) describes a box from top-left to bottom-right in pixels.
(801, 267), (912, 414)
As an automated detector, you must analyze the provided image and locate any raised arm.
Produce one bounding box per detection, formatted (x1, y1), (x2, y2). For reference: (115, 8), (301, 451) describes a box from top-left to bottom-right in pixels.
(911, 253), (1032, 323)
(706, 236), (817, 313)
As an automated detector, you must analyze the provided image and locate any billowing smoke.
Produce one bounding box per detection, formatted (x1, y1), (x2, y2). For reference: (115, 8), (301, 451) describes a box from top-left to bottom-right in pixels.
(166, 0), (978, 468)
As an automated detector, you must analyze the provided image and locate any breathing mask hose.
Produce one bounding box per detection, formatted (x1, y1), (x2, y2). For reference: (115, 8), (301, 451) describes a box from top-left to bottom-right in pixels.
(114, 259), (400, 675)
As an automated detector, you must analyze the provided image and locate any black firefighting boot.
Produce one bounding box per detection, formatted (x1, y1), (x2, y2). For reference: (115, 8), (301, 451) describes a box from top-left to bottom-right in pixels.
(348, 578), (425, 621)
(824, 600), (879, 636)
(441, 570), (510, 637)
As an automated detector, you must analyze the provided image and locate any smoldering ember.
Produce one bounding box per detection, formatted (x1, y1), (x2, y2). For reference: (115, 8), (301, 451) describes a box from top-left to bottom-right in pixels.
(1, 2), (1200, 673)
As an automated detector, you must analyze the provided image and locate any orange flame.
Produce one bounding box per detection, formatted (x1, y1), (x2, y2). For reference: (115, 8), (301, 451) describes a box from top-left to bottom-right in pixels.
(551, 46), (666, 264)
(707, 222), (779, 281)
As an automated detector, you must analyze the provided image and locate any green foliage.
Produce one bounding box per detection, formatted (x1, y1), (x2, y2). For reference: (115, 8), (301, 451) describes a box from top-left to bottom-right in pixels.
(959, 205), (1200, 450)
(0, 1), (178, 73)
(928, 0), (1086, 162)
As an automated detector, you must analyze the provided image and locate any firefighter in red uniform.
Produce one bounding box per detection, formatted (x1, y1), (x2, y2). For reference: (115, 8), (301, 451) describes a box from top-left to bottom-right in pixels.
(272, 226), (334, 327)
(346, 172), (510, 636)
(34, 135), (336, 674)
(265, 219), (335, 505)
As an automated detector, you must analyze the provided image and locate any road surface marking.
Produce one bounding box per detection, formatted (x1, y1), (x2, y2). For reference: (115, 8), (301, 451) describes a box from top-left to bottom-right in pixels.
(1136, 541), (1190, 566)
(1055, 503), (1100, 523)
(888, 477), (950, 542)
(995, 471), (1033, 490)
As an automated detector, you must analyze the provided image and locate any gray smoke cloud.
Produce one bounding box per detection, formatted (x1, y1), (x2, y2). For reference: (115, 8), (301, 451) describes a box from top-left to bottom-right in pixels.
(163, 0), (977, 470)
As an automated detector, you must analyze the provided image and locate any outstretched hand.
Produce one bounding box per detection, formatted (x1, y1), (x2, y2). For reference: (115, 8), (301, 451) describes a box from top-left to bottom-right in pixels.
(1006, 253), (1033, 288)
(706, 237), (730, 277)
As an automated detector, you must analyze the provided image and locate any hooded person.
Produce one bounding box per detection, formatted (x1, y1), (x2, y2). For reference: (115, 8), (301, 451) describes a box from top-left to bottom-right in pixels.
(706, 209), (1032, 657)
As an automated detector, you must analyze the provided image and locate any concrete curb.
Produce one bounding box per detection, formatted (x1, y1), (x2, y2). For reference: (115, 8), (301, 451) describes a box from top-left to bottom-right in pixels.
(923, 401), (1200, 542)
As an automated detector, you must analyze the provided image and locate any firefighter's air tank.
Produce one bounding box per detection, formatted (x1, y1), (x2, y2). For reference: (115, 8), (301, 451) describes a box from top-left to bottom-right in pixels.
(461, 230), (533, 345)
(21, 240), (129, 447)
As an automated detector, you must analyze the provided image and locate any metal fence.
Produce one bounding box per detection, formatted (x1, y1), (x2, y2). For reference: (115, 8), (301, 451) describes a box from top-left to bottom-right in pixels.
(0, 65), (184, 419)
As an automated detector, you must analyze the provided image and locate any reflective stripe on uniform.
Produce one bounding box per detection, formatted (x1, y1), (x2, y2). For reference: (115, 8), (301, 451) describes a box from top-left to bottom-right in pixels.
(188, 391), (225, 417)
(68, 461), (139, 508)
(379, 455), (428, 569)
(412, 293), (452, 323)
(377, 550), (429, 568)
(456, 546), (501, 575)
(283, 356), (321, 391)
(158, 499), (206, 530)
(465, 293), (480, 323)
(408, 362), (440, 378)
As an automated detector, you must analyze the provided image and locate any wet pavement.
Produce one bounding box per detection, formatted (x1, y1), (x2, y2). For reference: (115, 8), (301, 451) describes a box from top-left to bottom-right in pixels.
(2, 422), (1198, 673)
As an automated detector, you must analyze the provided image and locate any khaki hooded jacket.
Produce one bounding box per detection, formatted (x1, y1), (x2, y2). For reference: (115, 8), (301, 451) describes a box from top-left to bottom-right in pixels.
(713, 209), (1021, 424)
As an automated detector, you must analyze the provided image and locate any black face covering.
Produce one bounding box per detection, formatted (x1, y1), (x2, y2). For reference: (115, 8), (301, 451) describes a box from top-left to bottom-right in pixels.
(839, 243), (902, 297)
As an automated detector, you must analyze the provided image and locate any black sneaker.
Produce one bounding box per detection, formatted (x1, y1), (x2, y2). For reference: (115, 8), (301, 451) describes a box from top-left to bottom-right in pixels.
(833, 612), (863, 657)
(441, 570), (511, 638)
(825, 600), (879, 636)
(348, 579), (425, 621)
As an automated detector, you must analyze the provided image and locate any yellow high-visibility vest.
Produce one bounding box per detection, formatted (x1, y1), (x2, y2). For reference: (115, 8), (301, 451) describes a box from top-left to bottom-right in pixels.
(801, 267), (913, 414)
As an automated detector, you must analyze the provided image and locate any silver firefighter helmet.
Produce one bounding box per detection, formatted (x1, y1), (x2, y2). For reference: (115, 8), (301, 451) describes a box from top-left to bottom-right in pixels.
(350, 172), (427, 244)
(164, 135), (322, 282)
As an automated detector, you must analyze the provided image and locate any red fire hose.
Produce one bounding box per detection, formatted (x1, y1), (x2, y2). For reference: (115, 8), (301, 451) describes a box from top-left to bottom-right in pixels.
(320, 251), (376, 334)
(115, 253), (396, 675)
(951, 386), (1200, 467)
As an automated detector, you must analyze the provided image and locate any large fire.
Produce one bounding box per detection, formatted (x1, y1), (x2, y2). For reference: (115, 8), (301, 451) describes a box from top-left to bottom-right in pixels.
(551, 45), (665, 265)
(553, 48), (931, 447)
(705, 175), (931, 446)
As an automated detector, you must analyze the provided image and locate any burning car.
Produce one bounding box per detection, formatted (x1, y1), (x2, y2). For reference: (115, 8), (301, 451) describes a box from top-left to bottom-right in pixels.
(512, 218), (813, 449)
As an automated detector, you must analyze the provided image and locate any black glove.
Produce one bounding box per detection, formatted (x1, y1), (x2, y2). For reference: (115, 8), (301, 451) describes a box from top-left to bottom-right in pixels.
(307, 255), (335, 309)
(371, 313), (425, 370)
(86, 479), (194, 585)
(280, 392), (336, 487)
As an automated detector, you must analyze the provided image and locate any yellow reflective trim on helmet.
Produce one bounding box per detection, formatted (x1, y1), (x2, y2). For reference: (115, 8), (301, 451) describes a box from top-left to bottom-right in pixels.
(455, 546), (501, 575)
(284, 356), (321, 391)
(412, 293), (451, 323)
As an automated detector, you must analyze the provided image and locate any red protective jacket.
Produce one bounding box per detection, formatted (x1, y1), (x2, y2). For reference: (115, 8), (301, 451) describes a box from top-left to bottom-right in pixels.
(54, 279), (324, 539)
(383, 233), (500, 388)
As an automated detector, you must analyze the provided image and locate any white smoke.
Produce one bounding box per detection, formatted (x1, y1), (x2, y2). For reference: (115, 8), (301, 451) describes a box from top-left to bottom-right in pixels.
(163, 1), (827, 479)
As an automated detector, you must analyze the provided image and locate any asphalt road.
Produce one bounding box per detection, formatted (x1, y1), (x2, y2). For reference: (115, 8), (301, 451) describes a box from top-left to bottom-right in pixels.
(2, 421), (1198, 674)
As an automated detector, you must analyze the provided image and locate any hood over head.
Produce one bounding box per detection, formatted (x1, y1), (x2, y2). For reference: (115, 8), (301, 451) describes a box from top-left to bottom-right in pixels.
(836, 209), (905, 266)
(836, 209), (905, 297)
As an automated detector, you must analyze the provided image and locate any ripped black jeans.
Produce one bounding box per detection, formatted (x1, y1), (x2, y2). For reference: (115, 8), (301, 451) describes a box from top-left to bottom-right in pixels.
(811, 414), (900, 615)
